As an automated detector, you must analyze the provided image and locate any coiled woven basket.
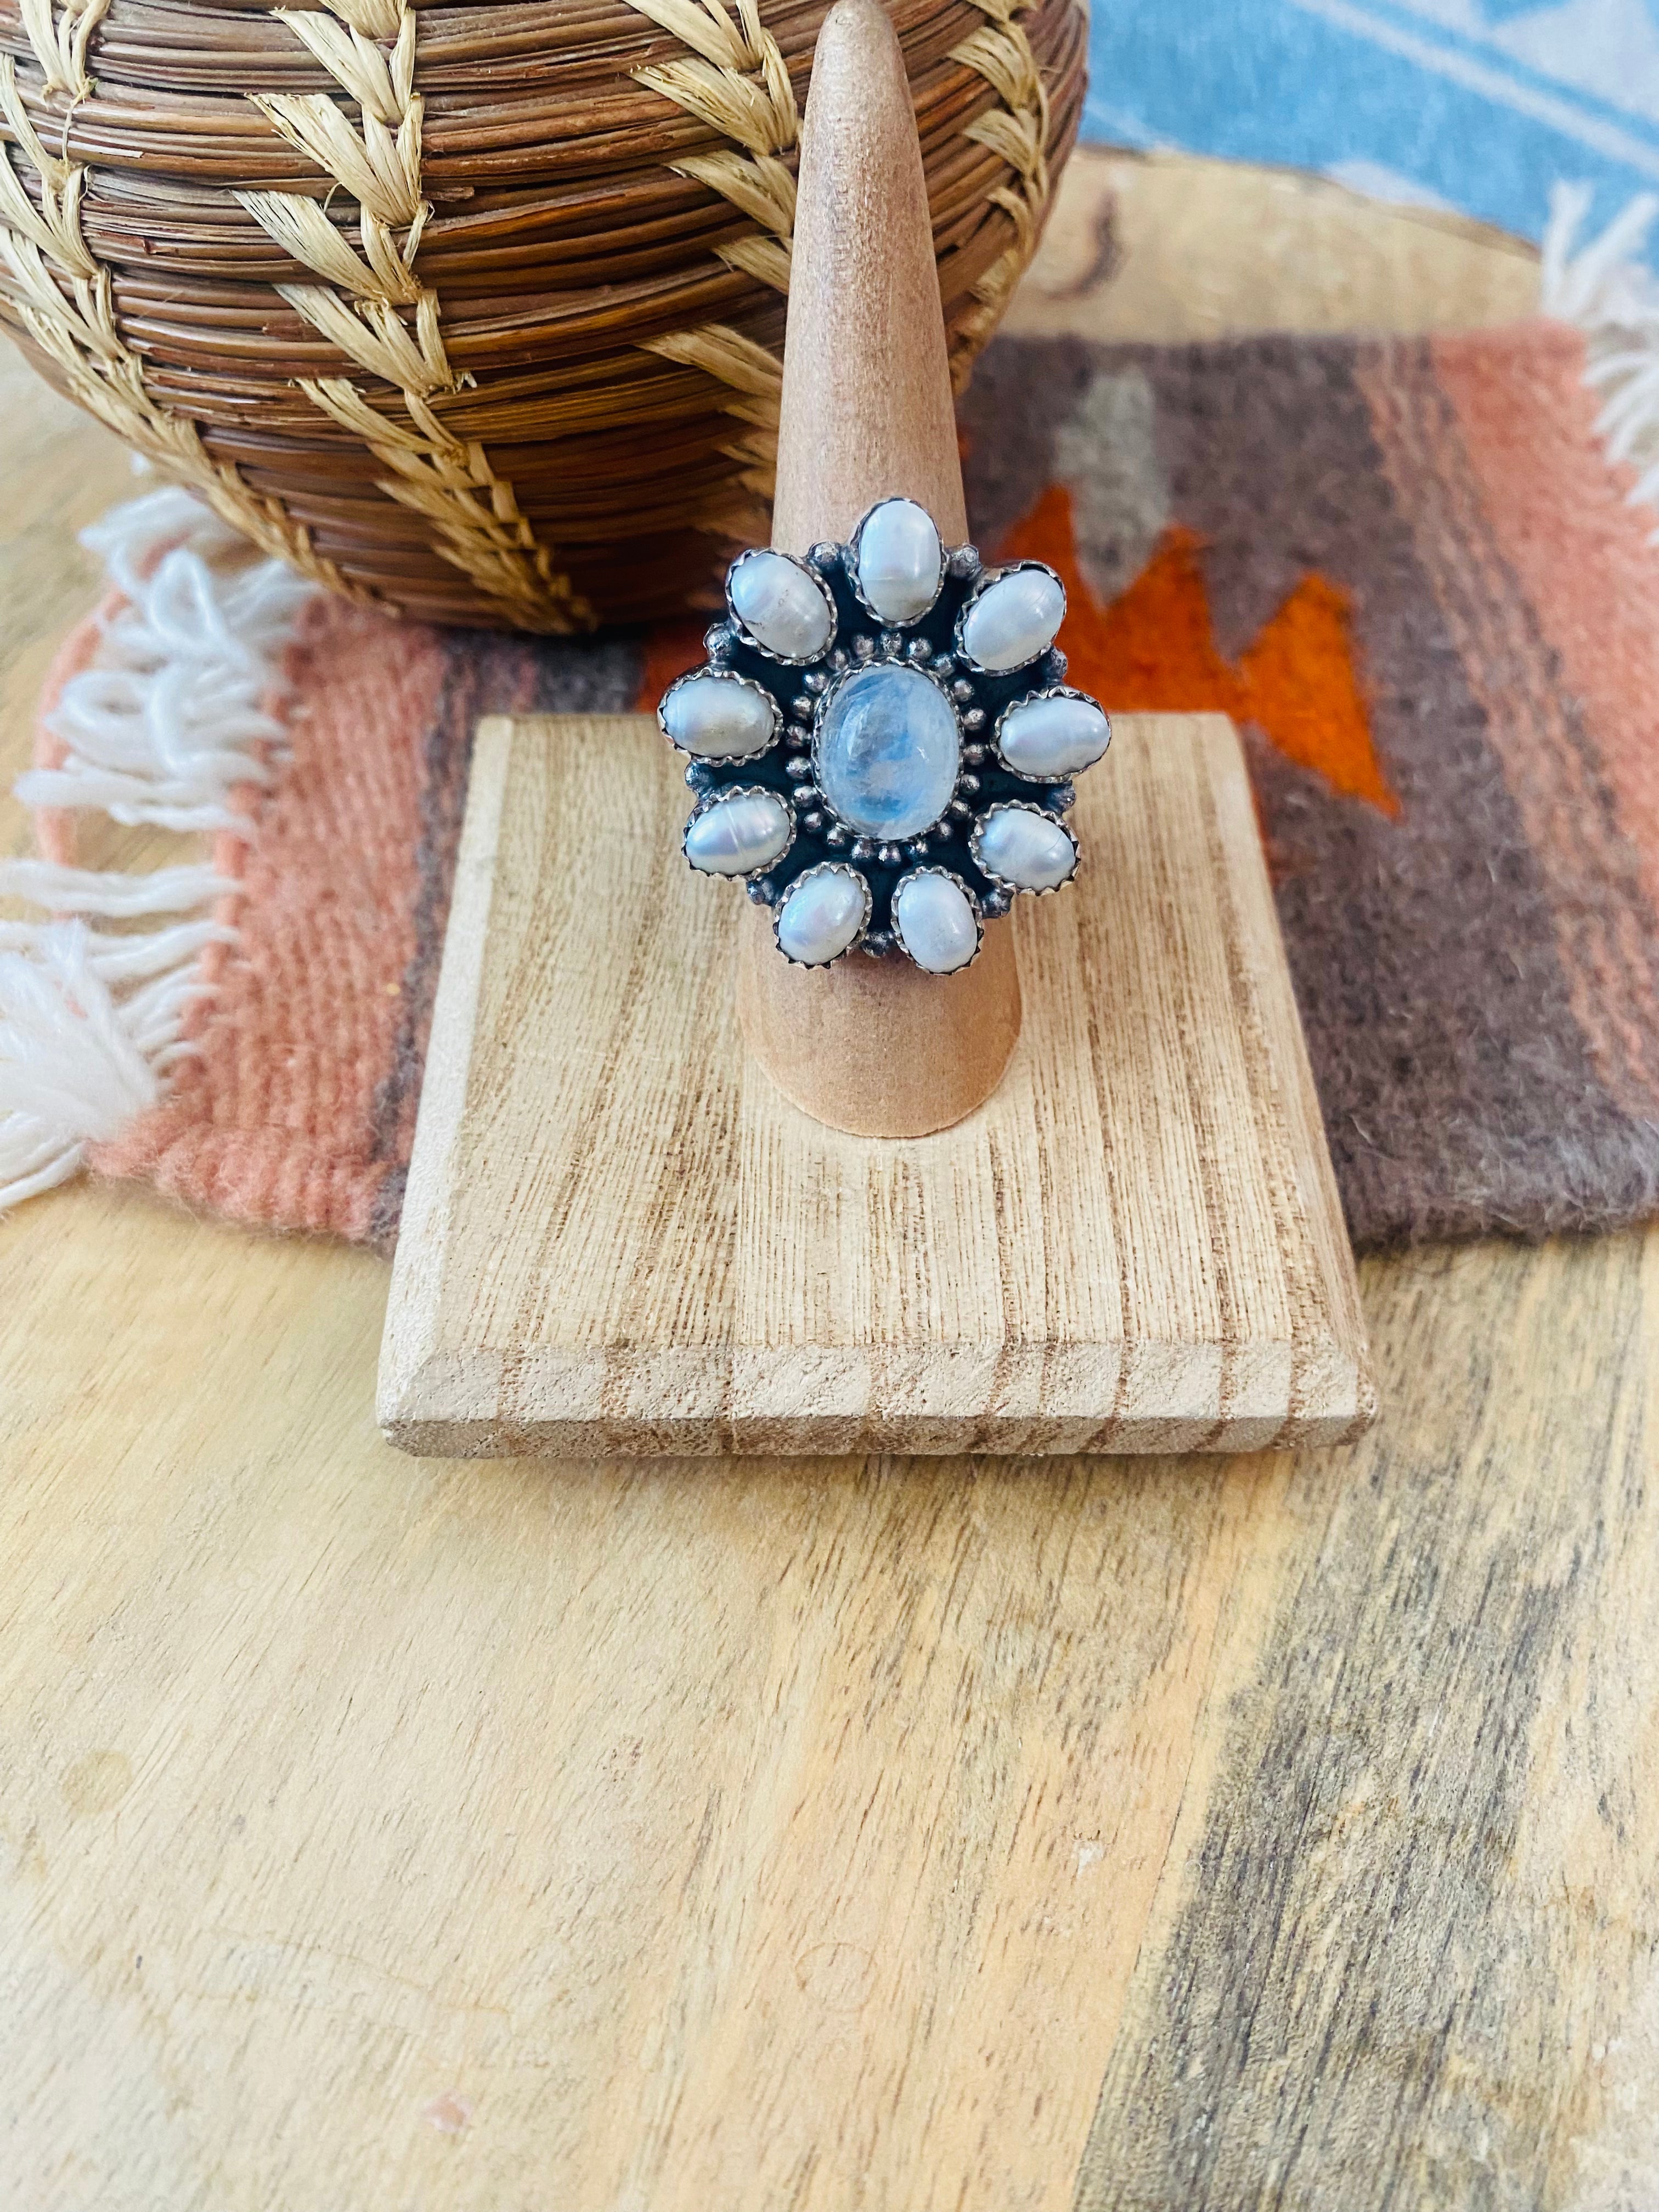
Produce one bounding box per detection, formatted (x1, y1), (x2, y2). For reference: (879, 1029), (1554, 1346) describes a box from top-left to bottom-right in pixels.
(0, 0), (1084, 631)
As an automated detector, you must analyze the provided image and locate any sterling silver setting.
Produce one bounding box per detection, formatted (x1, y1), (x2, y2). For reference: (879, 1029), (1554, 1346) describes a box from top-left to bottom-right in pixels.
(724, 548), (838, 667)
(660, 498), (1112, 970)
(968, 797), (1080, 895)
(680, 782), (797, 879)
(991, 684), (1114, 782)
(770, 859), (874, 968)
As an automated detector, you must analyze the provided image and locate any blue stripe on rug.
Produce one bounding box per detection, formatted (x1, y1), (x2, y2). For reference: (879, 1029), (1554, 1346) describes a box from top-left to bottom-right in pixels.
(1084, 0), (1659, 260)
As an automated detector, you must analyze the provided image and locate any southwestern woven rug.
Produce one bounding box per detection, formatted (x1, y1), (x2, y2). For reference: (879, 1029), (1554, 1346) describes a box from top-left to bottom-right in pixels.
(7, 308), (1659, 1254)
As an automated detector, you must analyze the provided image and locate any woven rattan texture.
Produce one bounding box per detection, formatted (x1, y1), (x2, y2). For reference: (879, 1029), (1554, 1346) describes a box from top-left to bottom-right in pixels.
(0, 0), (1085, 629)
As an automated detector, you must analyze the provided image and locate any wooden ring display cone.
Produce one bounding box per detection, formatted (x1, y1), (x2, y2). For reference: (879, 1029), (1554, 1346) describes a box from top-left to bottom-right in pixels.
(737, 0), (1022, 1139)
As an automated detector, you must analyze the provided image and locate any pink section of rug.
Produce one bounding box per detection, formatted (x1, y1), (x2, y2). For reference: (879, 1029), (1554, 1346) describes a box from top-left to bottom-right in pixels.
(1435, 326), (1659, 908)
(86, 603), (449, 1241)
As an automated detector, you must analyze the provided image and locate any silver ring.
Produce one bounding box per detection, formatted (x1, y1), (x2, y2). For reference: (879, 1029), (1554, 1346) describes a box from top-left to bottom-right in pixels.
(663, 498), (1110, 970)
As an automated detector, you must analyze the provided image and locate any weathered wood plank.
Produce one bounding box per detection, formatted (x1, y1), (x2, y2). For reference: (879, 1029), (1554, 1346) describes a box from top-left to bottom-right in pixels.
(1, 1169), (1284, 2212)
(5, 1188), (1652, 2210)
(1073, 1232), (1659, 2212)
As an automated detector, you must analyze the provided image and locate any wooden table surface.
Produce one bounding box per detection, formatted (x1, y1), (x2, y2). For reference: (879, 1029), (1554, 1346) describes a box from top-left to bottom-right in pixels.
(5, 153), (1655, 2212)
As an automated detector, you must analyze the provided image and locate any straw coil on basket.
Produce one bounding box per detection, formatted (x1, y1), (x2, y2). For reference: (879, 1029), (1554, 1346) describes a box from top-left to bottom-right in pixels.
(0, 0), (1084, 631)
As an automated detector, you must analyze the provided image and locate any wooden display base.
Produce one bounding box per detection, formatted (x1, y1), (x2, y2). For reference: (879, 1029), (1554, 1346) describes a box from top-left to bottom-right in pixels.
(378, 711), (1376, 1457)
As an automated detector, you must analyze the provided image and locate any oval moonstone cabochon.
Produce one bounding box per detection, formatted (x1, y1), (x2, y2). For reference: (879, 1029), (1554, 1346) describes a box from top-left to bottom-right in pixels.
(815, 664), (961, 840)
(853, 498), (944, 624)
(998, 691), (1110, 779)
(958, 565), (1065, 674)
(891, 871), (980, 973)
(973, 804), (1078, 891)
(728, 550), (835, 662)
(685, 788), (792, 876)
(776, 864), (869, 966)
(661, 672), (777, 760)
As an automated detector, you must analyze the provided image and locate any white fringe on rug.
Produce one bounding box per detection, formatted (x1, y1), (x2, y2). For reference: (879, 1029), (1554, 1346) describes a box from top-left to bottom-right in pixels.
(1542, 184), (1659, 534)
(0, 483), (314, 1211)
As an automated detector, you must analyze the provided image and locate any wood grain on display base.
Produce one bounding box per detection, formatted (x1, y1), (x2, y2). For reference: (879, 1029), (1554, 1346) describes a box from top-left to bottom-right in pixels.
(377, 708), (1374, 1456)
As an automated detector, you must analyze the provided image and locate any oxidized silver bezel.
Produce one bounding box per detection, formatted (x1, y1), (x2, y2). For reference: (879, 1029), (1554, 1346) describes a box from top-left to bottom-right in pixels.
(968, 799), (1080, 896)
(725, 548), (838, 667)
(658, 667), (782, 764)
(991, 685), (1112, 782)
(952, 558), (1067, 675)
(889, 864), (984, 973)
(682, 784), (796, 880)
(809, 659), (967, 845)
(845, 496), (947, 629)
(770, 860), (873, 969)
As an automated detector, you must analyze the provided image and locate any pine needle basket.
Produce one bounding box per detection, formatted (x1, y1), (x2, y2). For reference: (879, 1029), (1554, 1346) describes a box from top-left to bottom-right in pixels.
(0, 0), (1084, 632)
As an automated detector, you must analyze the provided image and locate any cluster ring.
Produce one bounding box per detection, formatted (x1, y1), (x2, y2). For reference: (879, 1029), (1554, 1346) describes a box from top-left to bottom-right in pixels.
(659, 498), (1111, 973)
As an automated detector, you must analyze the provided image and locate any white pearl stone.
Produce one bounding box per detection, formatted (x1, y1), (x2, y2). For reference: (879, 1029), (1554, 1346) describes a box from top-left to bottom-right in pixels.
(729, 551), (834, 661)
(815, 664), (961, 839)
(973, 805), (1077, 891)
(998, 692), (1110, 778)
(892, 872), (979, 974)
(661, 673), (776, 760)
(854, 498), (943, 623)
(685, 789), (792, 876)
(776, 866), (868, 966)
(960, 566), (1064, 673)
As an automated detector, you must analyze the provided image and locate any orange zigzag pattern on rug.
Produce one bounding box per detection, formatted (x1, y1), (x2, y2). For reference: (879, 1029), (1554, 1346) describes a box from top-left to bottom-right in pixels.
(1001, 484), (1399, 817)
